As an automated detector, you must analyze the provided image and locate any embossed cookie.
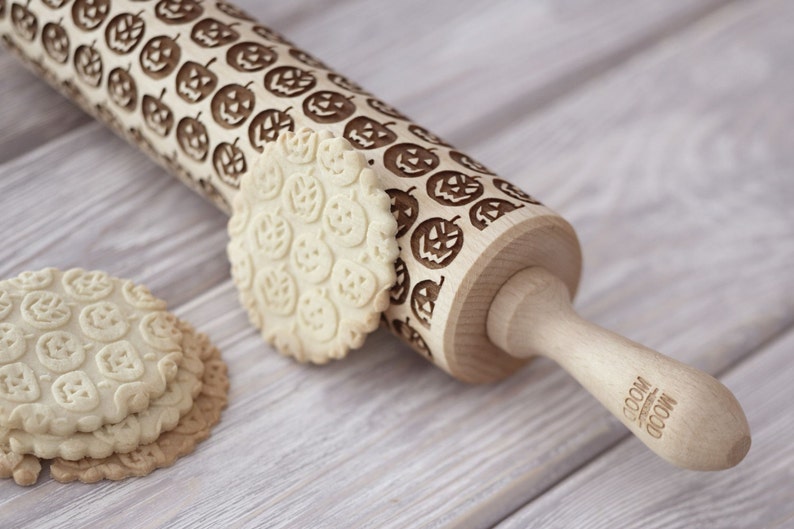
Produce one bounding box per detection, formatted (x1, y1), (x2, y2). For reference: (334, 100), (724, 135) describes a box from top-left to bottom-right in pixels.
(50, 331), (228, 484)
(2, 321), (204, 460)
(227, 128), (399, 363)
(0, 268), (183, 436)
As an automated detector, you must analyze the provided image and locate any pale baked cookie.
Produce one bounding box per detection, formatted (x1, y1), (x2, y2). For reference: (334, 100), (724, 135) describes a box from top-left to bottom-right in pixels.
(50, 331), (228, 483)
(227, 129), (399, 363)
(2, 321), (204, 460)
(0, 268), (183, 436)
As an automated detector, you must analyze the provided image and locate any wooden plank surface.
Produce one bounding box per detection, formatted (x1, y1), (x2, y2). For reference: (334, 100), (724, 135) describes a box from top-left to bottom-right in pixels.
(496, 327), (794, 529)
(1, 0), (792, 527)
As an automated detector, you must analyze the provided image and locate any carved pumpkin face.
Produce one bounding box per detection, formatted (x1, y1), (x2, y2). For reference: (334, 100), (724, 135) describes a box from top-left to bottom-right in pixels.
(283, 173), (324, 223)
(191, 18), (239, 48)
(493, 179), (542, 205)
(11, 3), (37, 41)
(367, 97), (408, 120)
(176, 116), (210, 161)
(328, 73), (368, 95)
(303, 91), (355, 124)
(390, 258), (410, 304)
(410, 277), (445, 328)
(323, 196), (367, 247)
(42, 22), (69, 63)
(248, 109), (294, 152)
(289, 48), (327, 69)
(142, 93), (174, 137)
(331, 260), (377, 309)
(71, 0), (109, 31)
(408, 124), (450, 147)
(176, 60), (217, 103)
(427, 171), (483, 206)
(105, 12), (146, 55)
(469, 199), (522, 230)
(140, 35), (181, 79)
(290, 233), (332, 284)
(211, 84), (255, 129)
(155, 0), (203, 25)
(74, 45), (103, 87)
(215, 1), (254, 21)
(449, 151), (494, 175)
(392, 318), (432, 358)
(251, 25), (290, 45)
(297, 290), (338, 343)
(212, 141), (247, 187)
(255, 268), (297, 316)
(108, 68), (138, 112)
(226, 42), (276, 72)
(384, 144), (439, 178)
(343, 117), (397, 150)
(264, 66), (316, 98)
(386, 187), (419, 238)
(411, 217), (463, 269)
(251, 212), (292, 259)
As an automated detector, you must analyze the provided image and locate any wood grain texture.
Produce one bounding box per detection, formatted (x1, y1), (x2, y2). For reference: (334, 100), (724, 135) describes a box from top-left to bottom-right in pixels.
(496, 327), (794, 529)
(0, 0), (792, 528)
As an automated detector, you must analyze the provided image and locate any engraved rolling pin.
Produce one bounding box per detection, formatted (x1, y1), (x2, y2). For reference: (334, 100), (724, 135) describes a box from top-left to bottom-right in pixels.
(0, 0), (750, 470)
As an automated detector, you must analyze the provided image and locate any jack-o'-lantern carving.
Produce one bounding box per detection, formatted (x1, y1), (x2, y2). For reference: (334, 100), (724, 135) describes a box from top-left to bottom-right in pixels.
(493, 179), (542, 205)
(256, 267), (297, 316)
(390, 258), (410, 305)
(42, 21), (69, 63)
(297, 289), (337, 342)
(392, 318), (432, 359)
(331, 260), (377, 309)
(323, 195), (367, 247)
(302, 91), (355, 124)
(215, 1), (254, 21)
(105, 12), (146, 55)
(11, 2), (37, 41)
(449, 151), (494, 175)
(212, 139), (247, 187)
(384, 143), (439, 178)
(343, 117), (397, 150)
(74, 44), (103, 87)
(264, 66), (316, 98)
(367, 97), (408, 120)
(140, 35), (181, 79)
(289, 48), (327, 69)
(226, 41), (276, 72)
(469, 199), (522, 230)
(176, 114), (210, 161)
(410, 277), (444, 328)
(386, 187), (418, 238)
(211, 82), (255, 129)
(283, 173), (324, 223)
(155, 0), (203, 25)
(71, 0), (109, 31)
(191, 18), (239, 48)
(142, 90), (174, 137)
(411, 216), (463, 269)
(248, 108), (294, 152)
(108, 67), (137, 112)
(426, 171), (483, 206)
(408, 124), (450, 147)
(176, 58), (217, 103)
(251, 25), (290, 45)
(327, 73), (368, 95)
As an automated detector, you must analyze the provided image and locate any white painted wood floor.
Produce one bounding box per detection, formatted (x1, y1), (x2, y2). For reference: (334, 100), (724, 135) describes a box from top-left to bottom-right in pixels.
(1, 1), (793, 527)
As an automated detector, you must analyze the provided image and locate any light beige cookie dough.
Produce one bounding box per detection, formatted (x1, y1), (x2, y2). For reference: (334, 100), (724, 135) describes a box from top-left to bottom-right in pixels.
(227, 129), (399, 363)
(0, 268), (183, 436)
(2, 321), (204, 460)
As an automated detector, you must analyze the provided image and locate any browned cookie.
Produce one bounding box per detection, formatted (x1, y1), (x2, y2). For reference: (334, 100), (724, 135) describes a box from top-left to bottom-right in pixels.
(0, 447), (41, 486)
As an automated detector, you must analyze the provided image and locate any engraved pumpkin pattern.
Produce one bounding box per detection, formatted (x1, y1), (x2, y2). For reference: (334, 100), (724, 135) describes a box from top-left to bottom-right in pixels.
(79, 302), (129, 341)
(42, 0), (68, 9)
(290, 233), (332, 283)
(493, 178), (542, 205)
(327, 73), (368, 95)
(215, 1), (254, 22)
(411, 216), (463, 269)
(21, 291), (71, 330)
(35, 331), (85, 373)
(211, 83), (255, 129)
(191, 17), (239, 48)
(142, 90), (175, 137)
(0, 323), (26, 363)
(449, 151), (495, 175)
(392, 318), (432, 359)
(71, 0), (110, 31)
(176, 58), (217, 103)
(367, 97), (408, 120)
(331, 260), (376, 309)
(390, 258), (410, 305)
(11, 4), (39, 41)
(264, 66), (316, 98)
(386, 187), (419, 239)
(176, 114), (210, 161)
(323, 195), (367, 247)
(0, 363), (40, 403)
(62, 269), (114, 301)
(248, 108), (294, 152)
(254, 267), (297, 316)
(0, 289), (12, 320)
(410, 277), (444, 329)
(226, 41), (276, 72)
(140, 35), (181, 79)
(250, 211), (292, 259)
(288, 48), (327, 70)
(10, 269), (55, 291)
(427, 171), (483, 206)
(42, 21), (69, 64)
(384, 143), (439, 178)
(105, 12), (146, 55)
(408, 124), (450, 147)
(303, 91), (355, 124)
(282, 173), (324, 223)
(73, 44), (102, 87)
(251, 24), (290, 45)
(296, 289), (337, 343)
(154, 0), (203, 25)
(343, 117), (396, 150)
(96, 342), (144, 382)
(108, 67), (138, 112)
(212, 139), (247, 186)
(469, 198), (522, 230)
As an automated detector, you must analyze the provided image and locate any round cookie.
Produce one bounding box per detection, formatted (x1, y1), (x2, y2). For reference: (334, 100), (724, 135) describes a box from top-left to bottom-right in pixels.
(227, 128), (399, 363)
(0, 268), (183, 436)
(2, 321), (205, 460)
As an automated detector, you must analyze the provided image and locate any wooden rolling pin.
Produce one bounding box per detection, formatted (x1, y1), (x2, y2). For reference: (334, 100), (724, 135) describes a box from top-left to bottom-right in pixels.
(0, 0), (750, 470)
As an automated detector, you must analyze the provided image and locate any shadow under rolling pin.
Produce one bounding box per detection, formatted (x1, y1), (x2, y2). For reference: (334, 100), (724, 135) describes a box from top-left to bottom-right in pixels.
(0, 0), (749, 471)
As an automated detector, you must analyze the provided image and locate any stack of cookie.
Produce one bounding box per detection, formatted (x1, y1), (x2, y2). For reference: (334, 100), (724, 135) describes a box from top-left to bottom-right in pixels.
(0, 268), (228, 485)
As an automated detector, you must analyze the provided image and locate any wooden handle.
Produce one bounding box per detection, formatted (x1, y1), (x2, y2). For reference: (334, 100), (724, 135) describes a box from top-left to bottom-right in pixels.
(487, 267), (750, 470)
